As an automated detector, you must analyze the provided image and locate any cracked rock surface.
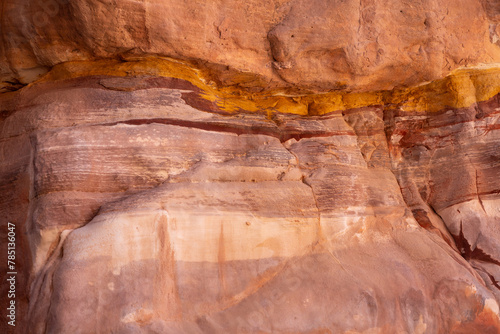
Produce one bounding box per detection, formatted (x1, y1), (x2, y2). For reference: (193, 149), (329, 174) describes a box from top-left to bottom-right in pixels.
(1, 73), (500, 333)
(2, 0), (500, 92)
(1, 1), (500, 333)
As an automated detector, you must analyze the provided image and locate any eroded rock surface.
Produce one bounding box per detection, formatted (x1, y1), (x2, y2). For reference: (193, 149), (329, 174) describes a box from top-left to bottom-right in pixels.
(1, 1), (500, 333)
(2, 0), (500, 92)
(0, 70), (499, 333)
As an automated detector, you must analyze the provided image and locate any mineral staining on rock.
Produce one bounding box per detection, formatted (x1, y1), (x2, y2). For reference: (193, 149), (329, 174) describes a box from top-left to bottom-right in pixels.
(19, 57), (500, 115)
(2, 63), (500, 333)
(1, 0), (500, 333)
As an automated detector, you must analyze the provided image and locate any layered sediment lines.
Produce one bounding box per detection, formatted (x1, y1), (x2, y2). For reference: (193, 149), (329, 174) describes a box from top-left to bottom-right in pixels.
(1, 58), (500, 332)
(2, 1), (500, 332)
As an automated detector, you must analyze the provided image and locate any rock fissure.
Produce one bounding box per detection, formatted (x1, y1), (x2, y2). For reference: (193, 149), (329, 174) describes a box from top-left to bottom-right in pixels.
(475, 169), (487, 214)
(99, 117), (348, 143)
(476, 267), (500, 290)
(454, 221), (500, 267)
(279, 138), (322, 245)
(28, 230), (72, 333)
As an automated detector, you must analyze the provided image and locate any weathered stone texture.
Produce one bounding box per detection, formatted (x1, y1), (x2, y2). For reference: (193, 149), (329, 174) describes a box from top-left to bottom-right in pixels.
(1, 1), (500, 333)
(1, 73), (500, 332)
(2, 0), (500, 92)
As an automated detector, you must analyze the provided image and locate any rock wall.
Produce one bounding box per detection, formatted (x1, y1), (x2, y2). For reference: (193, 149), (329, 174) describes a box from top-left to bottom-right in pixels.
(2, 0), (500, 93)
(1, 1), (500, 333)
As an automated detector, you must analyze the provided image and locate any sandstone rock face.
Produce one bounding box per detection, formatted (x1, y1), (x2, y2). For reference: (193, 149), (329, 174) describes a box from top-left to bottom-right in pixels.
(2, 0), (500, 92)
(1, 70), (500, 333)
(1, 1), (500, 334)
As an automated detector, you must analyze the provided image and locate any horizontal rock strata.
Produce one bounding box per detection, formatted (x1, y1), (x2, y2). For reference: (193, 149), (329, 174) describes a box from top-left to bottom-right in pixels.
(2, 1), (500, 332)
(1, 60), (500, 332)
